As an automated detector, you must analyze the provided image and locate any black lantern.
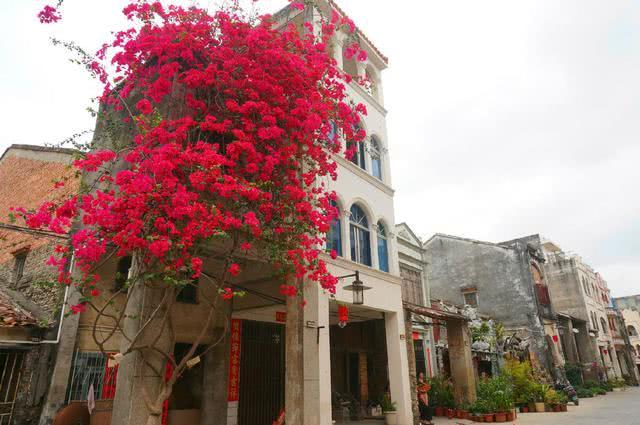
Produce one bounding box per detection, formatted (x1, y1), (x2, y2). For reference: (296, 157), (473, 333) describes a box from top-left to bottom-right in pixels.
(340, 270), (371, 305)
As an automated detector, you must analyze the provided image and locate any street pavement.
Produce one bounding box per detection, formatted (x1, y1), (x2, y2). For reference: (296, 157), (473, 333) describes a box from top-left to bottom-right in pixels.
(434, 386), (640, 425)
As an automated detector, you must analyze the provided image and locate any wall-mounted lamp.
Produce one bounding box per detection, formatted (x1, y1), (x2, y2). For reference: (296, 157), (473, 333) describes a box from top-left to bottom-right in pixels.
(338, 270), (371, 305)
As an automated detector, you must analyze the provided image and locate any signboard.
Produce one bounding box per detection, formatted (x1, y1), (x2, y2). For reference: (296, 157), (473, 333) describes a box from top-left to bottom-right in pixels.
(276, 311), (287, 323)
(228, 319), (242, 401)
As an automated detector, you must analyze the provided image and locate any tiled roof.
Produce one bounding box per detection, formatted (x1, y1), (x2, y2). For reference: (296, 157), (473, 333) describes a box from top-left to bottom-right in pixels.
(0, 289), (39, 327)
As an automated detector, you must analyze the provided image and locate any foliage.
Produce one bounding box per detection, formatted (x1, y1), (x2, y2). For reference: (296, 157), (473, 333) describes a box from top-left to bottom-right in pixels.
(471, 321), (492, 343)
(427, 375), (455, 408)
(609, 377), (627, 388)
(501, 359), (536, 405)
(381, 394), (397, 413)
(563, 363), (583, 387)
(583, 379), (600, 389)
(477, 375), (514, 412)
(528, 383), (550, 403)
(29, 0), (370, 421)
(543, 388), (565, 406)
(470, 399), (490, 414)
(575, 387), (593, 398)
(592, 387), (607, 395)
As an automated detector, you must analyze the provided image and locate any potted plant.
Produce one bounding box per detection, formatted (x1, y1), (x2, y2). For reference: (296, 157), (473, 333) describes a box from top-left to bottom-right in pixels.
(380, 394), (397, 425)
(470, 399), (488, 422)
(530, 383), (547, 412)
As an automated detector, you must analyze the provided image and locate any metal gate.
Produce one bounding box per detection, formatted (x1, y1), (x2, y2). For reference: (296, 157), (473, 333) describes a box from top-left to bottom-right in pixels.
(238, 320), (285, 425)
(0, 350), (25, 425)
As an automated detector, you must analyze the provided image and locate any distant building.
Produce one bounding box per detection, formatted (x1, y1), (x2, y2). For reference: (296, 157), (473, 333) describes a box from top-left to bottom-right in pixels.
(0, 144), (79, 425)
(542, 240), (638, 383)
(423, 233), (563, 376)
(615, 299), (640, 378)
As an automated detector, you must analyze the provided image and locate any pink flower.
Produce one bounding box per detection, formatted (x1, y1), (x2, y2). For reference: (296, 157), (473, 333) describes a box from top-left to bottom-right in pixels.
(37, 5), (61, 24)
(136, 99), (153, 115)
(330, 249), (338, 260)
(228, 263), (241, 276)
(240, 242), (252, 251)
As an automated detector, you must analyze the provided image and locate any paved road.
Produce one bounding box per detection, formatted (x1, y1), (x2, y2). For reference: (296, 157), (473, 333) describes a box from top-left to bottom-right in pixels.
(434, 386), (640, 425)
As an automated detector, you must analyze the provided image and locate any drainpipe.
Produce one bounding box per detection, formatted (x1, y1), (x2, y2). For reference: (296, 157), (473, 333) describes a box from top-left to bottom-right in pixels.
(0, 254), (74, 346)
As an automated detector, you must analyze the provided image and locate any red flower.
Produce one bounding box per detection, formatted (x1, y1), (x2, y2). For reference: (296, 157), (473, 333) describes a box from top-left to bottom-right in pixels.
(37, 5), (61, 24)
(228, 263), (241, 276)
(136, 99), (153, 115)
(330, 249), (338, 260)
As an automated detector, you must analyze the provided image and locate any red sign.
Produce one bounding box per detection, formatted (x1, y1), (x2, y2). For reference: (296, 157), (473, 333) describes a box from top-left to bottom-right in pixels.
(552, 335), (559, 343)
(276, 311), (287, 323)
(228, 319), (242, 401)
(412, 331), (420, 341)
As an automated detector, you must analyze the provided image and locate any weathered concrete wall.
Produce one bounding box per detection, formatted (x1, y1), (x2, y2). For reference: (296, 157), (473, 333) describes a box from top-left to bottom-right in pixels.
(544, 256), (588, 322)
(424, 234), (549, 368)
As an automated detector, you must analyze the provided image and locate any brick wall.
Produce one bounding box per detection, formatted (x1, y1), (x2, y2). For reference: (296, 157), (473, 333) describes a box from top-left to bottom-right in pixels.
(0, 145), (79, 424)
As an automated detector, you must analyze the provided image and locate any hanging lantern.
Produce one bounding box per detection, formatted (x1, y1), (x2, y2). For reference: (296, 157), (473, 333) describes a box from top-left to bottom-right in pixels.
(343, 271), (371, 305)
(338, 305), (349, 328)
(552, 335), (559, 343)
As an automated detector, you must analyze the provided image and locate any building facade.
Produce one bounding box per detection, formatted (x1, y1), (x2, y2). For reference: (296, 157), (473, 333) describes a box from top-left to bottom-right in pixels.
(424, 233), (563, 375)
(33, 2), (417, 425)
(0, 145), (79, 425)
(615, 299), (640, 378)
(542, 241), (634, 382)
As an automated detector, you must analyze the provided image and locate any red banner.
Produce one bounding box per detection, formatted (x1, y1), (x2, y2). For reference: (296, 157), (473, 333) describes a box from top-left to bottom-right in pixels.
(228, 319), (242, 401)
(276, 311), (287, 323)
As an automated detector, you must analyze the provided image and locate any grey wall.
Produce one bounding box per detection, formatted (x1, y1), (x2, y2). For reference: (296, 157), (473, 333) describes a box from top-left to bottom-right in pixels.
(544, 257), (589, 322)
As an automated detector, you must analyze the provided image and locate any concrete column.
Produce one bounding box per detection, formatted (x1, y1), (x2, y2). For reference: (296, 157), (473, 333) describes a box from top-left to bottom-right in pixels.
(404, 311), (419, 425)
(609, 346), (622, 378)
(38, 286), (82, 425)
(285, 279), (304, 425)
(447, 319), (477, 405)
(111, 282), (174, 425)
(302, 284), (331, 425)
(201, 325), (230, 425)
(384, 311), (413, 425)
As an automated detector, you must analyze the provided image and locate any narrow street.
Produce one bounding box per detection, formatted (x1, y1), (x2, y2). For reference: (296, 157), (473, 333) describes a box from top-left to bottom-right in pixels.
(433, 386), (640, 425)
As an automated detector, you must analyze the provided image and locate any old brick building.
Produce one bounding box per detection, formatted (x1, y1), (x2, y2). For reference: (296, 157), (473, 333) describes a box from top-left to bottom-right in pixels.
(0, 144), (79, 424)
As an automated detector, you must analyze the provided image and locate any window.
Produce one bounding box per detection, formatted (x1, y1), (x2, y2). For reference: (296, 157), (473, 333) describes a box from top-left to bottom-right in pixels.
(12, 251), (27, 285)
(628, 326), (638, 337)
(114, 256), (132, 291)
(347, 125), (366, 170)
(349, 205), (371, 266)
(600, 317), (608, 334)
(66, 351), (117, 402)
(463, 291), (478, 308)
(376, 222), (389, 272)
(370, 136), (382, 180)
(326, 200), (342, 257)
(590, 312), (598, 331)
(177, 278), (198, 304)
(327, 120), (338, 146)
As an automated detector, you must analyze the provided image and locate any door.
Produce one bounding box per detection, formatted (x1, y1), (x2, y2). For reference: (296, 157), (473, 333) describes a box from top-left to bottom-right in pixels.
(238, 321), (285, 425)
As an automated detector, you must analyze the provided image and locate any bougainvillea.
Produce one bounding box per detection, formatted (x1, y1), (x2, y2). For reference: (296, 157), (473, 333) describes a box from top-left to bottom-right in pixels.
(25, 0), (369, 419)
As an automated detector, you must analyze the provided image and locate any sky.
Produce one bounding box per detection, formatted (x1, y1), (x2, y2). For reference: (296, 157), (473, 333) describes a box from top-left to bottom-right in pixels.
(1, 1), (638, 296)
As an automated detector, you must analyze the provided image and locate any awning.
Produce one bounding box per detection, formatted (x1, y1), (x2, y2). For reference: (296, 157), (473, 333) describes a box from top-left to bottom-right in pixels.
(403, 302), (469, 322)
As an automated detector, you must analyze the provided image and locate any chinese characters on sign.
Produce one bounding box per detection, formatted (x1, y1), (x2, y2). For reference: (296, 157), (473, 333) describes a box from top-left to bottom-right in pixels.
(228, 319), (242, 401)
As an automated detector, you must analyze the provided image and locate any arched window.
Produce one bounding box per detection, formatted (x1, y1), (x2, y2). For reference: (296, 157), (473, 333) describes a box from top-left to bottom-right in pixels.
(349, 205), (371, 266)
(600, 317), (608, 334)
(370, 136), (382, 180)
(347, 125), (366, 170)
(628, 326), (638, 337)
(377, 222), (389, 272)
(342, 44), (358, 78)
(326, 200), (342, 257)
(591, 312), (598, 331)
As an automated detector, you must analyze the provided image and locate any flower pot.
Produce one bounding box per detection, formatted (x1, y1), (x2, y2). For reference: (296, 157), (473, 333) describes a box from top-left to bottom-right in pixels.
(534, 402), (545, 413)
(461, 410), (470, 420)
(494, 412), (507, 422)
(560, 404), (568, 412)
(484, 413), (495, 422)
(435, 407), (444, 417)
(383, 411), (397, 425)
(447, 408), (455, 419)
(506, 411), (515, 421)
(520, 406), (529, 413)
(470, 414), (483, 422)
(552, 405), (561, 412)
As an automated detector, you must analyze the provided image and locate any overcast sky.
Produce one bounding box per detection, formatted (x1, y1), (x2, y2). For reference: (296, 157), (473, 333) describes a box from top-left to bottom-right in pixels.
(1, 1), (638, 296)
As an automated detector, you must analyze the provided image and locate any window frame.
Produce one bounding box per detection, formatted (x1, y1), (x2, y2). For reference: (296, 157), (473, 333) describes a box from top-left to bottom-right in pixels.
(349, 205), (371, 266)
(376, 222), (389, 272)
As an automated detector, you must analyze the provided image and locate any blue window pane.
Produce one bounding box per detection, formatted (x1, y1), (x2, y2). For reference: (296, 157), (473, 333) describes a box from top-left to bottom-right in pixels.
(327, 218), (342, 256)
(372, 157), (382, 180)
(378, 238), (388, 272)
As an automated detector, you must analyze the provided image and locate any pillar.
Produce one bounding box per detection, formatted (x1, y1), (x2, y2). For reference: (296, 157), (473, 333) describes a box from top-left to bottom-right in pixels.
(285, 279), (304, 425)
(404, 311), (419, 425)
(447, 319), (477, 405)
(384, 311), (413, 425)
(609, 346), (623, 378)
(38, 286), (82, 425)
(302, 284), (331, 425)
(111, 281), (174, 425)
(201, 324), (230, 425)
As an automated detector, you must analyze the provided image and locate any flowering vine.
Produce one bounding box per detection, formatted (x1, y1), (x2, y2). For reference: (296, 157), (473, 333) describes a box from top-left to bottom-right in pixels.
(25, 0), (370, 420)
